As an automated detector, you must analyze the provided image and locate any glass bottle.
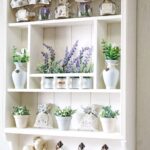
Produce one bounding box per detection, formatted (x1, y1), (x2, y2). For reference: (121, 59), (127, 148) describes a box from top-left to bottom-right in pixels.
(76, 1), (92, 17)
(99, 0), (116, 16)
(39, 6), (51, 20)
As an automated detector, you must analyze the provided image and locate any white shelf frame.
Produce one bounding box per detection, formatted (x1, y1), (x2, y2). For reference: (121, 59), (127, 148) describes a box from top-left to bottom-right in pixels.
(8, 15), (121, 28)
(5, 128), (123, 140)
(7, 88), (121, 93)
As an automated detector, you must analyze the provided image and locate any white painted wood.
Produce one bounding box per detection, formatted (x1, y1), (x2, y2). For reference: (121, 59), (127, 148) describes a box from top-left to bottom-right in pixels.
(4, 128), (123, 140)
(4, 0), (136, 149)
(8, 15), (121, 28)
(7, 89), (121, 93)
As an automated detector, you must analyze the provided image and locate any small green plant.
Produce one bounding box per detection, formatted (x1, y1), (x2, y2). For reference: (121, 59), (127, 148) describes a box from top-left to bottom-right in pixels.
(12, 106), (30, 116)
(54, 107), (76, 117)
(101, 40), (120, 60)
(12, 47), (29, 63)
(100, 106), (119, 118)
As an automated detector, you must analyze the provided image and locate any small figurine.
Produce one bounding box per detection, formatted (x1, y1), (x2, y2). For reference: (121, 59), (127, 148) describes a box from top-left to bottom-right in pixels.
(39, 0), (51, 5)
(10, 0), (29, 9)
(55, 0), (70, 19)
(78, 143), (85, 150)
(56, 141), (64, 150)
(99, 0), (116, 16)
(34, 103), (53, 128)
(28, 0), (39, 5)
(33, 137), (48, 150)
(16, 8), (29, 22)
(23, 137), (48, 150)
(101, 144), (109, 150)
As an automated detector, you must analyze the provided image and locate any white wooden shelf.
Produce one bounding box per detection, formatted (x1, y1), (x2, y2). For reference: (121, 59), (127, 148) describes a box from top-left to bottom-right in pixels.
(7, 88), (121, 93)
(30, 73), (94, 78)
(8, 15), (121, 28)
(4, 128), (123, 140)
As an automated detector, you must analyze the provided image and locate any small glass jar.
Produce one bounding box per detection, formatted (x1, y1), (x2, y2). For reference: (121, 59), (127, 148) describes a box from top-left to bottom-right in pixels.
(99, 0), (116, 16)
(77, 2), (92, 17)
(39, 6), (51, 20)
(41, 77), (54, 89)
(82, 77), (93, 89)
(56, 77), (67, 89)
(69, 77), (80, 89)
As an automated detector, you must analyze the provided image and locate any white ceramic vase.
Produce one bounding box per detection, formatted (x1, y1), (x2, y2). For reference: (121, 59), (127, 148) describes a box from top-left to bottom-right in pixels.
(100, 117), (117, 133)
(56, 116), (72, 130)
(103, 60), (119, 89)
(14, 115), (29, 128)
(12, 62), (27, 89)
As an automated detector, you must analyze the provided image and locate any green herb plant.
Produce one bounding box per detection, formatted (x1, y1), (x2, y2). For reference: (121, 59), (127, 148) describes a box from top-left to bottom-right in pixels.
(12, 106), (30, 116)
(13, 47), (29, 63)
(100, 106), (119, 118)
(101, 40), (120, 60)
(54, 107), (76, 117)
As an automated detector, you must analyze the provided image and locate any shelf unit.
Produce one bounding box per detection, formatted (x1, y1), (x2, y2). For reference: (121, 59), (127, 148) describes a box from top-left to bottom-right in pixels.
(4, 0), (136, 150)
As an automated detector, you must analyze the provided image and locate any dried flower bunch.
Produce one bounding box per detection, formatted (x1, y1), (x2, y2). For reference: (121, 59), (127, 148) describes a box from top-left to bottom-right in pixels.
(37, 41), (93, 73)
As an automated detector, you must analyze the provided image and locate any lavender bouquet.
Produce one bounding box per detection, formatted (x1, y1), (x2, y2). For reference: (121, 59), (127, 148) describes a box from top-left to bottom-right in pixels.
(37, 44), (63, 73)
(37, 41), (93, 73)
(63, 41), (93, 73)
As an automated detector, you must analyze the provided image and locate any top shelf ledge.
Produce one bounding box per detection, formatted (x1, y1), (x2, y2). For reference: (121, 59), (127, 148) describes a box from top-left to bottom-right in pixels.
(8, 15), (122, 28)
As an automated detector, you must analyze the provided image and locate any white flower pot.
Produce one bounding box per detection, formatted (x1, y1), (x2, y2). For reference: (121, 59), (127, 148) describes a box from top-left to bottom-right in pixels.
(82, 77), (93, 89)
(103, 60), (119, 89)
(41, 77), (54, 89)
(69, 77), (80, 89)
(56, 116), (72, 130)
(14, 115), (29, 128)
(12, 62), (27, 89)
(100, 117), (117, 133)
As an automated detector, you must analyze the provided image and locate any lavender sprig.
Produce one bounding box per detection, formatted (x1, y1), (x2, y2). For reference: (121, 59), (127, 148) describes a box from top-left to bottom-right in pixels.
(43, 43), (55, 62)
(62, 41), (78, 68)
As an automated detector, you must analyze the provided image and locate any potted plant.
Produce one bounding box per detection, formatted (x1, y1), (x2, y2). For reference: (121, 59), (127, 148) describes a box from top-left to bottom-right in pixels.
(101, 40), (120, 89)
(12, 106), (30, 128)
(12, 47), (29, 89)
(99, 106), (119, 133)
(54, 107), (76, 130)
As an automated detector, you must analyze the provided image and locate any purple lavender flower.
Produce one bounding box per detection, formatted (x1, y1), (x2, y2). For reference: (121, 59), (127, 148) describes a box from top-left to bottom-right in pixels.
(62, 41), (78, 69)
(41, 51), (49, 65)
(82, 47), (92, 65)
(43, 43), (55, 62)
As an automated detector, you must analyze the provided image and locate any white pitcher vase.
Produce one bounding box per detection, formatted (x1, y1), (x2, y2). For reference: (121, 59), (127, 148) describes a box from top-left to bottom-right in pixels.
(12, 62), (27, 89)
(103, 60), (119, 89)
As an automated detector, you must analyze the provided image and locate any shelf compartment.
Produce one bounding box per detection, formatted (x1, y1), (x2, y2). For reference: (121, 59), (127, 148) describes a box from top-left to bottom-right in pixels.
(8, 15), (121, 28)
(5, 128), (123, 140)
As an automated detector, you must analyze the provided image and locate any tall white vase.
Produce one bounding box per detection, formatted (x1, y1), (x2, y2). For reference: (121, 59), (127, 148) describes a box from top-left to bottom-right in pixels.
(12, 62), (27, 89)
(103, 60), (119, 89)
